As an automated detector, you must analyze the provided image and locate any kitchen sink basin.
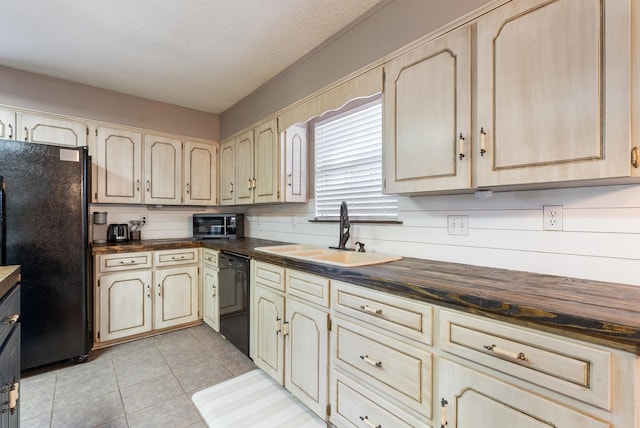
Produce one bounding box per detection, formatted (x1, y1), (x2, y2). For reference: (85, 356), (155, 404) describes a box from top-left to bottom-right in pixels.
(254, 244), (402, 267)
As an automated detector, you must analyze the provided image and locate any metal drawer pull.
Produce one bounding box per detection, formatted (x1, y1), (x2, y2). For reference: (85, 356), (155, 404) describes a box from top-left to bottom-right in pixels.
(359, 305), (382, 315)
(0, 379), (18, 414)
(458, 133), (465, 160)
(359, 416), (381, 428)
(480, 127), (487, 156)
(119, 260), (137, 264)
(171, 255), (186, 260)
(8, 124), (12, 139)
(483, 344), (528, 361)
(440, 398), (448, 428)
(3, 315), (19, 325)
(275, 317), (281, 334)
(360, 355), (382, 368)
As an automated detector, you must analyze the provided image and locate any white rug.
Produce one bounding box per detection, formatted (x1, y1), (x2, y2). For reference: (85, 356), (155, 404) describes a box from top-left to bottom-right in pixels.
(192, 369), (327, 427)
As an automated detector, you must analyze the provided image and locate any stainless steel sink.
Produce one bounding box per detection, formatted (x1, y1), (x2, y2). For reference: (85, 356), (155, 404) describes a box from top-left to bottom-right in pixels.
(254, 244), (402, 267)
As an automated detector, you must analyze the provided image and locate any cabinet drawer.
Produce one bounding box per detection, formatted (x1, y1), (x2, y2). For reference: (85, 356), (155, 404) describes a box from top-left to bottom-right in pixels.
(203, 248), (219, 268)
(286, 269), (329, 307)
(333, 280), (433, 345)
(98, 252), (153, 272)
(332, 372), (430, 428)
(0, 285), (20, 347)
(254, 261), (285, 292)
(440, 310), (611, 410)
(334, 317), (432, 418)
(155, 248), (199, 266)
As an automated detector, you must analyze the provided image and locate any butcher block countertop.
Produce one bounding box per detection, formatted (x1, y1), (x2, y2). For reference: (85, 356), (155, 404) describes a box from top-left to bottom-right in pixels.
(0, 265), (20, 301)
(92, 238), (640, 354)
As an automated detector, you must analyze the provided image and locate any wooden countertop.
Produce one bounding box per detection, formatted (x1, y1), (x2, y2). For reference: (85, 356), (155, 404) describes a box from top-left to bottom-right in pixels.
(0, 266), (20, 301)
(92, 238), (640, 354)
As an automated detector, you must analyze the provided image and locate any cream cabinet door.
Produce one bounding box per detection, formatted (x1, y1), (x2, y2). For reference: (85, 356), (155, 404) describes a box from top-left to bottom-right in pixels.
(476, 0), (632, 187)
(0, 108), (16, 140)
(96, 126), (143, 204)
(154, 265), (199, 330)
(235, 129), (255, 204)
(253, 285), (285, 384)
(98, 270), (152, 342)
(18, 112), (87, 147)
(184, 140), (217, 205)
(143, 134), (182, 205)
(282, 124), (308, 202)
(202, 263), (219, 331)
(219, 139), (235, 205)
(285, 297), (329, 419)
(254, 119), (279, 204)
(439, 359), (608, 428)
(383, 25), (471, 194)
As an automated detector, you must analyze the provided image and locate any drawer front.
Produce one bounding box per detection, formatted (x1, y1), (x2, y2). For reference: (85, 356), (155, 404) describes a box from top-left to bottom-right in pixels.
(334, 317), (432, 417)
(333, 280), (433, 345)
(98, 252), (153, 272)
(155, 248), (199, 266)
(254, 261), (285, 292)
(332, 373), (430, 428)
(286, 269), (329, 307)
(202, 249), (219, 268)
(440, 310), (611, 410)
(0, 285), (20, 347)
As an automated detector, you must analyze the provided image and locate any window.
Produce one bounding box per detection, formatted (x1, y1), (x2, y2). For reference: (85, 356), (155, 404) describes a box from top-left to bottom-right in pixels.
(314, 98), (398, 220)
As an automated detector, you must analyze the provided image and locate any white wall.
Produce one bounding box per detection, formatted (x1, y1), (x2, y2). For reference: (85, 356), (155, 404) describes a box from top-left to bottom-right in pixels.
(244, 184), (640, 287)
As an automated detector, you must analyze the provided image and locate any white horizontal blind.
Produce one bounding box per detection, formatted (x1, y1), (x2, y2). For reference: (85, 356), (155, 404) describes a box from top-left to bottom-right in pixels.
(315, 99), (397, 219)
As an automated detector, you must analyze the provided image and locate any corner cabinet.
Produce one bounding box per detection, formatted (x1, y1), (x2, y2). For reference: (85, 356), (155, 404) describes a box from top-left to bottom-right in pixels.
(475, 0), (637, 188)
(383, 25), (471, 194)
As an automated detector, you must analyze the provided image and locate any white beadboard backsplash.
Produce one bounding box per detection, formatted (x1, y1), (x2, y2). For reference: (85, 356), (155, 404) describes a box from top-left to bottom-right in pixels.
(244, 184), (640, 287)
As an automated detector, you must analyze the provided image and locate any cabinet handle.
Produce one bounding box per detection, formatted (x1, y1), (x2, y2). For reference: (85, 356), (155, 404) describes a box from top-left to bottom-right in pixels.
(483, 344), (528, 361)
(229, 182), (234, 193)
(282, 321), (289, 336)
(7, 124), (12, 139)
(212, 285), (216, 297)
(458, 132), (465, 161)
(3, 315), (19, 325)
(359, 354), (382, 368)
(632, 147), (639, 168)
(147, 284), (151, 298)
(359, 416), (381, 428)
(120, 260), (136, 264)
(480, 127), (487, 156)
(252, 178), (257, 189)
(359, 305), (382, 315)
(275, 316), (282, 334)
(171, 255), (186, 260)
(24, 127), (29, 142)
(1, 380), (19, 415)
(136, 179), (141, 192)
(440, 398), (448, 428)
(146, 180), (150, 192)
(186, 182), (190, 194)
(157, 283), (162, 296)
(287, 173), (292, 187)
(248, 179), (253, 191)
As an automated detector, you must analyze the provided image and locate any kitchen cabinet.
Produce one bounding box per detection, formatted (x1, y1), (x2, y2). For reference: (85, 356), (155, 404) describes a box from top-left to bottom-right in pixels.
(475, 0), (635, 188)
(17, 112), (87, 147)
(184, 140), (218, 205)
(220, 118), (307, 205)
(383, 25), (471, 194)
(95, 125), (144, 204)
(95, 125), (217, 205)
(0, 108), (15, 140)
(251, 262), (330, 419)
(143, 134), (182, 205)
(202, 249), (220, 331)
(0, 282), (20, 428)
(94, 249), (200, 347)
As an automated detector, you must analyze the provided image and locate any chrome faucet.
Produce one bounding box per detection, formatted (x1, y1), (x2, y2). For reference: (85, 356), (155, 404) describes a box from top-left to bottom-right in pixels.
(337, 201), (350, 249)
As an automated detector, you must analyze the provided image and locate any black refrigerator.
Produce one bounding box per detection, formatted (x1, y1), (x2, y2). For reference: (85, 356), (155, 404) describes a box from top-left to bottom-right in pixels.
(0, 139), (90, 370)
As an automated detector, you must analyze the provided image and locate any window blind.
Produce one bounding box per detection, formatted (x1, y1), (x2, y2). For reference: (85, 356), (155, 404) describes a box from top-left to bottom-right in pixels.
(314, 99), (398, 220)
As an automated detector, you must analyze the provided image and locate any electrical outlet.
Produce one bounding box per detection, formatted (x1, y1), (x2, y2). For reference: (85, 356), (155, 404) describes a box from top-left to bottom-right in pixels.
(140, 215), (148, 226)
(447, 215), (469, 236)
(543, 205), (563, 231)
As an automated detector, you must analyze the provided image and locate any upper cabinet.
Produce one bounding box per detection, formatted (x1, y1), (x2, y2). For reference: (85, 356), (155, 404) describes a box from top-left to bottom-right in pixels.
(220, 118), (307, 206)
(0, 108), (15, 140)
(383, 25), (471, 194)
(94, 125), (217, 205)
(17, 112), (87, 147)
(475, 0), (636, 188)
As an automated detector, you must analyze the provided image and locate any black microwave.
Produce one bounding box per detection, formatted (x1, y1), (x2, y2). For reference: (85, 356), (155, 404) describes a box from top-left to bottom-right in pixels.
(193, 214), (244, 239)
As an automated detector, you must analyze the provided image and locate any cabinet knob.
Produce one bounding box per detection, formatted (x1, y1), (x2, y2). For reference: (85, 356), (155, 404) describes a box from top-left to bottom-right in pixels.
(632, 147), (639, 168)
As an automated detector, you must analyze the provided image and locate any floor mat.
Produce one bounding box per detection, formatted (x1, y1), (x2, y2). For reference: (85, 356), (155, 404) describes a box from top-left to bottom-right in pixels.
(192, 369), (326, 427)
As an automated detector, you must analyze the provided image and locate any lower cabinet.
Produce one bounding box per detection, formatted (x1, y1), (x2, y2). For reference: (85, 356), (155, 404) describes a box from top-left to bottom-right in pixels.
(0, 283), (20, 427)
(202, 249), (220, 331)
(253, 284), (285, 381)
(94, 248), (201, 347)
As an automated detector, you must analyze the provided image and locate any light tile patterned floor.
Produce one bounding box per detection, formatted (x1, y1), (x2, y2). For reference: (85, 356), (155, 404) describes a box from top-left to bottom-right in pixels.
(20, 324), (256, 428)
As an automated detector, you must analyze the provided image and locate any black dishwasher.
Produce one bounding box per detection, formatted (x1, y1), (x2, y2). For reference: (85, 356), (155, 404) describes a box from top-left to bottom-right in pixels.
(218, 251), (250, 357)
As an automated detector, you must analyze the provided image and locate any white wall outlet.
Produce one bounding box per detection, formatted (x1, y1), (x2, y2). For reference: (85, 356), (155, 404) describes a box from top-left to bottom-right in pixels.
(543, 205), (563, 231)
(448, 215), (469, 236)
(140, 215), (148, 226)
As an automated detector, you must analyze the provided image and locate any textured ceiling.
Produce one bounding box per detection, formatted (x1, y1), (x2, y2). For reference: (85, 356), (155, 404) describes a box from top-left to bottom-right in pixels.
(0, 0), (383, 114)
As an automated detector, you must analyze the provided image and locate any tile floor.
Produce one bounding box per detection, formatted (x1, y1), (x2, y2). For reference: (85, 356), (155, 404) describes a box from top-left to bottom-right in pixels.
(20, 324), (256, 427)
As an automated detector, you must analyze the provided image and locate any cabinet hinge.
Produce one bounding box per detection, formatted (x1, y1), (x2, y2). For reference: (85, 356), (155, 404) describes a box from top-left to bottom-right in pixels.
(94, 192), (98, 201)
(97, 279), (100, 287)
(326, 404), (331, 417)
(86, 126), (89, 136)
(277, 190), (280, 200)
(97, 331), (100, 340)
(383, 178), (386, 190)
(327, 317), (332, 332)
(95, 128), (98, 136)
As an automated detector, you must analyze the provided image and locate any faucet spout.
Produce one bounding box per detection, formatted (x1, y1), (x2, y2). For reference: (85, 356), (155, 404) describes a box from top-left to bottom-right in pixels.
(338, 201), (350, 249)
